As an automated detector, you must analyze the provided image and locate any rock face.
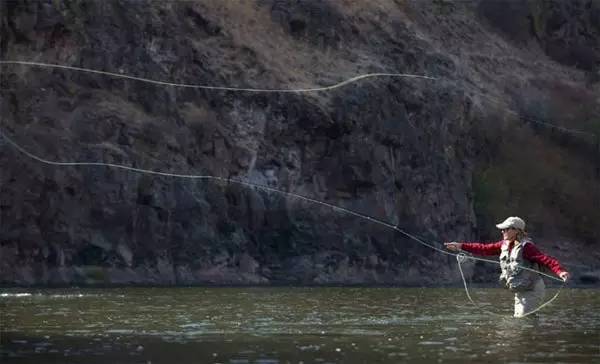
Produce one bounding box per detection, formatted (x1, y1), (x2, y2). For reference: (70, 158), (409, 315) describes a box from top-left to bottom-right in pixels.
(1, 1), (599, 286)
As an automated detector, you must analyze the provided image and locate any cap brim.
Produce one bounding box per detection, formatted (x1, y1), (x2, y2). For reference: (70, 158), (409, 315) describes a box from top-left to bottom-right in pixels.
(496, 223), (510, 229)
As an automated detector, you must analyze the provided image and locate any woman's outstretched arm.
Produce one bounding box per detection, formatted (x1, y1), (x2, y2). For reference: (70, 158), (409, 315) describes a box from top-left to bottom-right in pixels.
(444, 241), (504, 256)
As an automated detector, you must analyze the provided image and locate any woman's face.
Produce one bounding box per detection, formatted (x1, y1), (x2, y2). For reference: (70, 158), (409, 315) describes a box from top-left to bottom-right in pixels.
(501, 227), (518, 241)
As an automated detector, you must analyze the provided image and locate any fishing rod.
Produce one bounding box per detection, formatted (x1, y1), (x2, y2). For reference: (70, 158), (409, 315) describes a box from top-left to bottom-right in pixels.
(0, 128), (567, 319)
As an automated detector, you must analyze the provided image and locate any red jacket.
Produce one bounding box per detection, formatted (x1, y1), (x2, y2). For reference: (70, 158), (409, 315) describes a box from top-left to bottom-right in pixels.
(460, 240), (566, 276)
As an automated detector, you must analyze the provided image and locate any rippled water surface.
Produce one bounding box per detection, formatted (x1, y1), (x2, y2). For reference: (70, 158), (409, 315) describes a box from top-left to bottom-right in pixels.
(1, 287), (599, 363)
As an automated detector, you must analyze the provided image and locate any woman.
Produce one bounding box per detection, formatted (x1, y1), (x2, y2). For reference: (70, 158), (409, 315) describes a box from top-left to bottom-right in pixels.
(445, 216), (570, 317)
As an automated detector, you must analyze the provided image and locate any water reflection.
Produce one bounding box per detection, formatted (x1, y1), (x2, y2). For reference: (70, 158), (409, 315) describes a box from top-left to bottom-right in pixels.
(1, 287), (599, 363)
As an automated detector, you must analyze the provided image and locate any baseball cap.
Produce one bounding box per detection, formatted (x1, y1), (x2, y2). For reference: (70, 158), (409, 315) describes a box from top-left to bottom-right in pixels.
(496, 216), (526, 230)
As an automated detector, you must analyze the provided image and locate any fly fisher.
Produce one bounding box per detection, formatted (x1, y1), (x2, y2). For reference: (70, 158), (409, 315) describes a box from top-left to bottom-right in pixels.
(445, 216), (570, 317)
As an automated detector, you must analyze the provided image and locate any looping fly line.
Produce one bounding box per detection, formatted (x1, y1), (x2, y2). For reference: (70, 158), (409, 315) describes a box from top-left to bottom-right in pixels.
(456, 253), (565, 318)
(0, 60), (436, 92)
(1, 60), (594, 138)
(0, 60), (568, 316)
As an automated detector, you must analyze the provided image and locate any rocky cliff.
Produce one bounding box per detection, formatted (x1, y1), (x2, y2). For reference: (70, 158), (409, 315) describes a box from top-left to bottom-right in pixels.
(1, 0), (599, 286)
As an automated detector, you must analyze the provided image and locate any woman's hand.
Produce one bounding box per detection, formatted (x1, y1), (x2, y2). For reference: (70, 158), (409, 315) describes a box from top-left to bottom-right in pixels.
(444, 242), (462, 252)
(559, 271), (570, 282)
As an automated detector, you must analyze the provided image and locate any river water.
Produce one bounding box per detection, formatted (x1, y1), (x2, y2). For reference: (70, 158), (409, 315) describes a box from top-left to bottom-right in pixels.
(1, 287), (598, 363)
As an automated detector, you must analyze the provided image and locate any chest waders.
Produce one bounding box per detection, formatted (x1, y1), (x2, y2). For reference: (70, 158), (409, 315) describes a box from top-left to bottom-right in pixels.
(499, 239), (543, 292)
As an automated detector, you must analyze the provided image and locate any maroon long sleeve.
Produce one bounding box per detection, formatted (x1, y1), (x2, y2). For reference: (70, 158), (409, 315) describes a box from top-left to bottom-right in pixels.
(522, 243), (566, 276)
(460, 240), (504, 256)
(460, 240), (566, 276)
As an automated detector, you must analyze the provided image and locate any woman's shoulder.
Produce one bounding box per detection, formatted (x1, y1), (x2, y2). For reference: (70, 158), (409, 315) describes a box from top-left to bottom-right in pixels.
(521, 237), (535, 245)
